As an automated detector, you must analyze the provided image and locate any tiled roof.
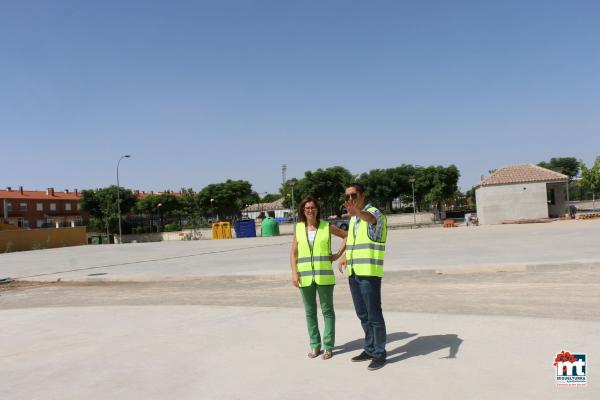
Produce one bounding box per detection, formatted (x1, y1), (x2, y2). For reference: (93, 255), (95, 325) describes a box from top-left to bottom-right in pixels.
(475, 164), (568, 187)
(0, 189), (81, 200)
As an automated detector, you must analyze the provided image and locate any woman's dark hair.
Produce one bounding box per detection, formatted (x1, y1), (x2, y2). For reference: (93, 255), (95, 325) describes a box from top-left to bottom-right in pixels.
(346, 182), (365, 194)
(298, 196), (321, 224)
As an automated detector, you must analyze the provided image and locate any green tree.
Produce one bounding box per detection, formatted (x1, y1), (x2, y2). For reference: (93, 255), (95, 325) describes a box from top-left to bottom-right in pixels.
(283, 166), (354, 216)
(79, 186), (137, 234)
(580, 157), (600, 210)
(135, 193), (181, 231)
(413, 165), (460, 211)
(538, 157), (579, 180)
(260, 193), (282, 203)
(197, 180), (259, 220)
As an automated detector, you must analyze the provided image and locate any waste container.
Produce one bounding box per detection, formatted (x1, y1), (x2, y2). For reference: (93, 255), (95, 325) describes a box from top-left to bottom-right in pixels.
(261, 217), (280, 237)
(234, 219), (257, 238)
(212, 222), (232, 240)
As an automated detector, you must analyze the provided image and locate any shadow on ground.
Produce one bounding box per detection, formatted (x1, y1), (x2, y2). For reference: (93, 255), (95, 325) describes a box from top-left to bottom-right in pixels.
(387, 334), (463, 364)
(333, 332), (418, 356)
(334, 332), (463, 364)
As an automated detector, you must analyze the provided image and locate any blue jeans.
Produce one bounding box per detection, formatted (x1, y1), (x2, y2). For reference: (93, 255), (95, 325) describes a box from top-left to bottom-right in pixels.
(348, 274), (386, 360)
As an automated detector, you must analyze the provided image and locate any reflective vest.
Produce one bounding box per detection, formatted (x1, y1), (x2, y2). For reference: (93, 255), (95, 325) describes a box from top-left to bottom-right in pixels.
(295, 220), (335, 287)
(347, 206), (387, 277)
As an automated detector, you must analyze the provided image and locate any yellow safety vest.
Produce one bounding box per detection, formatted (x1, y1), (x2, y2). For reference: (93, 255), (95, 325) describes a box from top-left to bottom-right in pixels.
(347, 206), (387, 277)
(295, 220), (335, 287)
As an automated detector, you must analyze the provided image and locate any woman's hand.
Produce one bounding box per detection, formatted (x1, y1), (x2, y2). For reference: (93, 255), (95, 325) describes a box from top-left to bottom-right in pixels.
(338, 254), (347, 273)
(292, 273), (300, 288)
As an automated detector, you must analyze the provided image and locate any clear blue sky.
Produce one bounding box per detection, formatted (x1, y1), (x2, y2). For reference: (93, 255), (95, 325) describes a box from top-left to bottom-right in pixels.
(2, 0), (599, 194)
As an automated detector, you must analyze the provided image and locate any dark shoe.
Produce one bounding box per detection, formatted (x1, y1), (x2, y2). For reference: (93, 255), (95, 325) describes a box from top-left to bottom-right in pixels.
(367, 359), (386, 371)
(351, 351), (373, 362)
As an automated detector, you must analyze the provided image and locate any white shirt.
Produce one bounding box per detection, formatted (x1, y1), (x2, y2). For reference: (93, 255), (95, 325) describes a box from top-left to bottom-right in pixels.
(307, 230), (316, 248)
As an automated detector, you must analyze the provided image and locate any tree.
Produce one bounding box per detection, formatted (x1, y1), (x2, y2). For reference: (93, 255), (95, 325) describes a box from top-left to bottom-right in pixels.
(580, 157), (600, 210)
(79, 186), (137, 234)
(135, 193), (181, 231)
(413, 165), (460, 211)
(260, 193), (282, 203)
(197, 180), (259, 220)
(358, 169), (395, 212)
(283, 166), (354, 216)
(538, 157), (579, 180)
(178, 188), (203, 229)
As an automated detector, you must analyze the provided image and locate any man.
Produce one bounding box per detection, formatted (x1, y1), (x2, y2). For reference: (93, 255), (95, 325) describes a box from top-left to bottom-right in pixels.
(339, 183), (388, 370)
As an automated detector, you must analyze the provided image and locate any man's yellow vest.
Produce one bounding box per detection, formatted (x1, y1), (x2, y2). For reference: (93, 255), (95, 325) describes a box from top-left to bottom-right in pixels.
(295, 220), (335, 287)
(347, 205), (387, 277)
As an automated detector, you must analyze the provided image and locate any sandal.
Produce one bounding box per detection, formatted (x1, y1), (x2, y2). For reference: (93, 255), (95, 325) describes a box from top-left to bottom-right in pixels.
(307, 348), (322, 358)
(322, 350), (333, 360)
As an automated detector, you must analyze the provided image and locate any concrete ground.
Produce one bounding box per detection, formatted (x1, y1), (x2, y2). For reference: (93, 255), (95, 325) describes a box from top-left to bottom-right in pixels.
(1, 220), (599, 399)
(1, 219), (599, 281)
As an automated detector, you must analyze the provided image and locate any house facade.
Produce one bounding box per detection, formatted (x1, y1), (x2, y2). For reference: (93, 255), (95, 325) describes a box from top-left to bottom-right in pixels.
(0, 187), (87, 229)
(475, 164), (568, 225)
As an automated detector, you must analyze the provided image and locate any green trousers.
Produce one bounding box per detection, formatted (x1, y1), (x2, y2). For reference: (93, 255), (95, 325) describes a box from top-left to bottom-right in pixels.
(299, 283), (335, 351)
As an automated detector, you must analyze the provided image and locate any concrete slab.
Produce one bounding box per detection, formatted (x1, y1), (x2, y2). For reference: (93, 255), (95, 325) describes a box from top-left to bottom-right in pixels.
(1, 219), (599, 282)
(1, 305), (597, 400)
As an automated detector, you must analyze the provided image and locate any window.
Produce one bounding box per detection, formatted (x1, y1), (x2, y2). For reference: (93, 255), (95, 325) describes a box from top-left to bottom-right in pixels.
(6, 202), (12, 212)
(37, 219), (45, 228)
(20, 202), (27, 212)
(77, 202), (82, 211)
(50, 203), (57, 211)
(37, 202), (43, 211)
(17, 218), (29, 228)
(65, 203), (72, 211)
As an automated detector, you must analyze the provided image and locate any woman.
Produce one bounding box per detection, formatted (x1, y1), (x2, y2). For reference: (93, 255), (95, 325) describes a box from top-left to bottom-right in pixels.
(290, 196), (347, 360)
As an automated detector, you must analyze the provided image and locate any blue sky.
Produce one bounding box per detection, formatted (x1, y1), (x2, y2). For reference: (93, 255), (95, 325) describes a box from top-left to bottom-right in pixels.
(1, 0), (599, 194)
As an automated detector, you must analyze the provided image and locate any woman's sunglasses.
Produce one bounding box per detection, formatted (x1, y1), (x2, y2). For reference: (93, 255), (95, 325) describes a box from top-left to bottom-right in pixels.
(345, 193), (358, 200)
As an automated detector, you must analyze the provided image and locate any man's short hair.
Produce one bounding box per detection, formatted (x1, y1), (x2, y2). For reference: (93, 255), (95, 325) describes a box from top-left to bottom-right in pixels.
(346, 183), (365, 194)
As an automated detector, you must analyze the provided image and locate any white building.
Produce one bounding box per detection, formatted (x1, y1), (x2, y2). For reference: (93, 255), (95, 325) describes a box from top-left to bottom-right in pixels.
(475, 164), (568, 225)
(242, 198), (291, 220)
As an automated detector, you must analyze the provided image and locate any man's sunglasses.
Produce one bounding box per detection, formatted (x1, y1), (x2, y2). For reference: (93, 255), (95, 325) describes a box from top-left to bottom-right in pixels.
(345, 193), (358, 200)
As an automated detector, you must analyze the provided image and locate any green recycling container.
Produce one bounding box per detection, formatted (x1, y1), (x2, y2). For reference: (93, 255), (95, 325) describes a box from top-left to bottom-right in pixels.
(261, 217), (280, 237)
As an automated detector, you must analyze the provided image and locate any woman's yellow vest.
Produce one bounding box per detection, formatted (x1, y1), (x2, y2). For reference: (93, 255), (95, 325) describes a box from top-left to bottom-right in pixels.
(295, 220), (335, 287)
(347, 206), (387, 277)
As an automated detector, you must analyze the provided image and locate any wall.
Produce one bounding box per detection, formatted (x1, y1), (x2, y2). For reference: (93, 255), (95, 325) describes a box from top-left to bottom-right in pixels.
(476, 182), (548, 225)
(1, 227), (87, 253)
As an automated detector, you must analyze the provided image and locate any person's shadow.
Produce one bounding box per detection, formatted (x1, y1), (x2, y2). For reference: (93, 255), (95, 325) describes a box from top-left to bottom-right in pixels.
(387, 334), (463, 364)
(333, 332), (418, 356)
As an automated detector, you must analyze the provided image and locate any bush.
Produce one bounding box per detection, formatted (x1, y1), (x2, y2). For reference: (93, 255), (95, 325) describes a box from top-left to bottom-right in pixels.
(163, 223), (180, 232)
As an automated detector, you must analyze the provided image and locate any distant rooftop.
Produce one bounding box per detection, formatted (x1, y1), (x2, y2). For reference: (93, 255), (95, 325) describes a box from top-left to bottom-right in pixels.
(475, 164), (568, 188)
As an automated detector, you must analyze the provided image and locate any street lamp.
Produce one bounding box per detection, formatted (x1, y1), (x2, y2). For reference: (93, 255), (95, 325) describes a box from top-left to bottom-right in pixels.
(290, 182), (295, 223)
(156, 202), (162, 232)
(409, 178), (416, 227)
(116, 154), (131, 244)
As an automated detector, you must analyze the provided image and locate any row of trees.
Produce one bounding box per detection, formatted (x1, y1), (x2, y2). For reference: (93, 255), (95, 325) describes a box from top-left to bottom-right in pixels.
(80, 180), (258, 234)
(279, 164), (460, 216)
(80, 157), (600, 234)
(80, 164), (461, 234)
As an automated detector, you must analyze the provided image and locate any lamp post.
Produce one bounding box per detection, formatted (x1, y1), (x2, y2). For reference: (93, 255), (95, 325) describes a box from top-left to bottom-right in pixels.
(116, 154), (131, 244)
(290, 182), (295, 223)
(156, 202), (162, 232)
(409, 178), (416, 227)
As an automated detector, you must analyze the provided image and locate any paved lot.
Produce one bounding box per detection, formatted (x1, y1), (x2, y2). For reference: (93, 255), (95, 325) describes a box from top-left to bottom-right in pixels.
(1, 219), (599, 282)
(1, 219), (598, 399)
(1, 306), (598, 400)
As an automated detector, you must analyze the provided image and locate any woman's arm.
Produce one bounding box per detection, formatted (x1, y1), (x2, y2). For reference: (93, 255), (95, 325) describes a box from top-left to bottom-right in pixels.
(290, 231), (299, 288)
(330, 224), (347, 239)
(331, 235), (347, 262)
